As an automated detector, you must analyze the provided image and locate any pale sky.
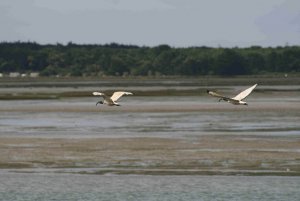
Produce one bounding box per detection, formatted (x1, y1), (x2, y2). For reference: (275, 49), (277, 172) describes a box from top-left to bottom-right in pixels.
(1, 0), (300, 47)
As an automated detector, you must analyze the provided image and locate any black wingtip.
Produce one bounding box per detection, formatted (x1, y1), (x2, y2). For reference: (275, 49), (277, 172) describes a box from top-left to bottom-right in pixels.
(206, 90), (210, 94)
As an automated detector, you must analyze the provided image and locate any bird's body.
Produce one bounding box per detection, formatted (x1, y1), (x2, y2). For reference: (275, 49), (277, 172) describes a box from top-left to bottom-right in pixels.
(207, 84), (257, 105)
(93, 91), (133, 106)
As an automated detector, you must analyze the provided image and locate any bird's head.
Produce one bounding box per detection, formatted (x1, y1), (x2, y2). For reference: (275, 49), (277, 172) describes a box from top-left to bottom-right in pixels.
(96, 101), (104, 106)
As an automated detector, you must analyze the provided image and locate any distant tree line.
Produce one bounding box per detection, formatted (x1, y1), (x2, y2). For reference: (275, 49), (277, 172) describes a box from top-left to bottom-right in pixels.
(0, 41), (299, 77)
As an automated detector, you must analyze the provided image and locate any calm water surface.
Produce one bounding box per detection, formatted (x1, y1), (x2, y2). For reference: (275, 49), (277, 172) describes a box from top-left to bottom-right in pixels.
(0, 171), (300, 201)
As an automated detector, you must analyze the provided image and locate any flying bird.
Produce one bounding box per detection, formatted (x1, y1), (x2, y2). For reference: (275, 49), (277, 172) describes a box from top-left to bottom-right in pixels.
(207, 84), (257, 105)
(92, 91), (133, 106)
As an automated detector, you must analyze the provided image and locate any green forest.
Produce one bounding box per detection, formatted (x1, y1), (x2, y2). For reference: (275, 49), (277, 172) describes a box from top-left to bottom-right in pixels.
(0, 42), (300, 77)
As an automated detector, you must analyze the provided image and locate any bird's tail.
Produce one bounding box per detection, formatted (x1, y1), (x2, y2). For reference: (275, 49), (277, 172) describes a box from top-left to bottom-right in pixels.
(93, 92), (103, 96)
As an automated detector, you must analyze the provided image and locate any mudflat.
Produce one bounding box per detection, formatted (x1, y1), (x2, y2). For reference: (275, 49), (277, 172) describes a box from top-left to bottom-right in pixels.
(0, 135), (299, 175)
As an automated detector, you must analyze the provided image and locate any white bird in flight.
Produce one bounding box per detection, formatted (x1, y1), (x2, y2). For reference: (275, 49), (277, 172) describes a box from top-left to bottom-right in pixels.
(92, 91), (133, 106)
(207, 84), (257, 105)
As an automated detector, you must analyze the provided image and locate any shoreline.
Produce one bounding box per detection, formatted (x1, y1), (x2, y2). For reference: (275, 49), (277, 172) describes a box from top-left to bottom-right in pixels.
(0, 76), (299, 100)
(1, 75), (300, 88)
(0, 86), (299, 100)
(4, 168), (300, 177)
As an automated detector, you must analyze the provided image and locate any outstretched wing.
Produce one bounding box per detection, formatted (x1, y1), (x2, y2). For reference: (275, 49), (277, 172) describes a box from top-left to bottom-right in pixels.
(93, 92), (113, 103)
(207, 90), (229, 100)
(232, 84), (257, 101)
(111, 91), (133, 102)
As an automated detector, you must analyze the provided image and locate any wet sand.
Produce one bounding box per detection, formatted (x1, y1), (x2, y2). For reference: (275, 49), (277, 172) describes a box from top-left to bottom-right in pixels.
(0, 135), (299, 176)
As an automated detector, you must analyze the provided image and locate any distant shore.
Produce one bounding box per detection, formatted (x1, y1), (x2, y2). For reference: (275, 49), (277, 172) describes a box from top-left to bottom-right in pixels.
(1, 75), (300, 87)
(0, 75), (300, 100)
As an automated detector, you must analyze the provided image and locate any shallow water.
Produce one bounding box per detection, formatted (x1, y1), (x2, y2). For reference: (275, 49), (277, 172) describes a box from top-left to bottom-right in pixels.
(0, 170), (299, 201)
(0, 96), (299, 138)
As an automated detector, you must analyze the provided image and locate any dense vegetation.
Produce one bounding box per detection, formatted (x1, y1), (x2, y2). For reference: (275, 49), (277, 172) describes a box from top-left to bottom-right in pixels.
(0, 42), (299, 77)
